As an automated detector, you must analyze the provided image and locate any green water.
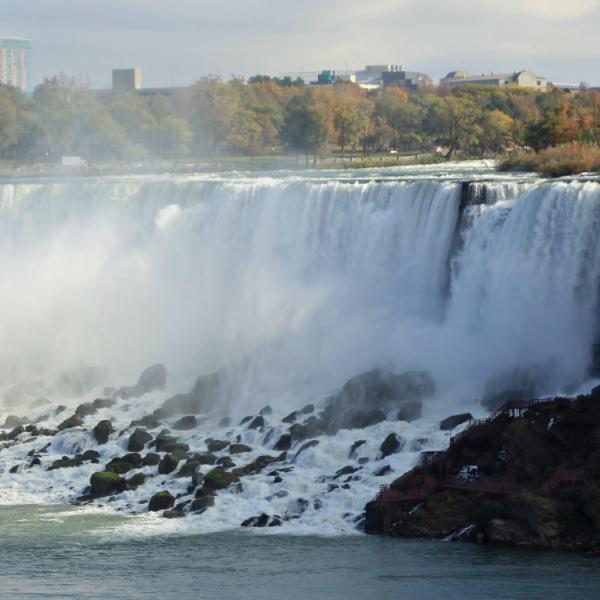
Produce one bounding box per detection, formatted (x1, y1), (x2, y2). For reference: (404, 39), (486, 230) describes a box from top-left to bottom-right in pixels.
(0, 505), (598, 599)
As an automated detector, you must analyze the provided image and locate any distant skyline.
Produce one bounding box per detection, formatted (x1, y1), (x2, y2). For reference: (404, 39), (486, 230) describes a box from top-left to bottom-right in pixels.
(3, 0), (600, 88)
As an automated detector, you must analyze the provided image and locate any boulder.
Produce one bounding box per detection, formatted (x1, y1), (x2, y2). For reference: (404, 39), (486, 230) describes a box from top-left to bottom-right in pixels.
(440, 413), (473, 431)
(92, 398), (116, 411)
(273, 434), (292, 451)
(93, 420), (114, 444)
(349, 440), (367, 457)
(57, 415), (84, 431)
(190, 492), (215, 513)
(90, 471), (126, 497)
(8, 425), (25, 440)
(106, 453), (142, 474)
(176, 460), (201, 478)
(259, 405), (273, 416)
(193, 452), (217, 465)
(126, 473), (146, 490)
(380, 433), (403, 458)
(282, 411), (298, 424)
(216, 456), (235, 469)
(148, 490), (175, 512)
(130, 414), (161, 429)
(248, 416), (265, 430)
(164, 508), (185, 519)
(143, 452), (161, 467)
(75, 402), (96, 418)
(118, 364), (168, 399)
(203, 467), (239, 490)
(206, 439), (230, 452)
(241, 513), (281, 528)
(172, 415), (198, 430)
(229, 443), (252, 454)
(158, 453), (180, 475)
(127, 428), (153, 452)
(293, 439), (319, 461)
(300, 404), (314, 415)
(154, 433), (189, 454)
(232, 454), (283, 478)
(82, 449), (100, 462)
(397, 400), (422, 422)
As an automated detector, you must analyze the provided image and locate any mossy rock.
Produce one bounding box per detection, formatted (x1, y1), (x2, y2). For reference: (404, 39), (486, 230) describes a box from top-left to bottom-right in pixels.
(176, 460), (201, 478)
(126, 473), (146, 490)
(148, 490), (175, 511)
(229, 443), (252, 454)
(204, 467), (239, 490)
(143, 452), (161, 466)
(127, 428), (153, 452)
(158, 453), (180, 475)
(90, 471), (125, 496)
(206, 439), (230, 452)
(93, 419), (114, 444)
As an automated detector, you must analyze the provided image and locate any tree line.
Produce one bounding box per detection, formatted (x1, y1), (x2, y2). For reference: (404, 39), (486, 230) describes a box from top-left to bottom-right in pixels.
(0, 72), (599, 163)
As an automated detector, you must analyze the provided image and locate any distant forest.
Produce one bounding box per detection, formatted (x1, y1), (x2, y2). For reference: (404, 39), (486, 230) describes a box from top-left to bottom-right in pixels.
(0, 73), (599, 163)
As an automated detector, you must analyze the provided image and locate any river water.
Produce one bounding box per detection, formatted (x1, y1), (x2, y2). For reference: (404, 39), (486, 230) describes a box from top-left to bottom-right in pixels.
(0, 505), (598, 600)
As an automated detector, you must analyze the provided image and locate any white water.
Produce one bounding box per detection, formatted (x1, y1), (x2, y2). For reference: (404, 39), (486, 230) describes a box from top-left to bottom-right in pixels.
(0, 164), (599, 536)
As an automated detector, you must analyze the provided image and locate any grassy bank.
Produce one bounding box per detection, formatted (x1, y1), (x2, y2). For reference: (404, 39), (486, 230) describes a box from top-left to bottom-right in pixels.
(499, 143), (600, 177)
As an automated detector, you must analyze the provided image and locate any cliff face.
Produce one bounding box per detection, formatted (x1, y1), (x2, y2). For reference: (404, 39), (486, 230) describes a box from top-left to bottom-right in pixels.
(365, 387), (600, 553)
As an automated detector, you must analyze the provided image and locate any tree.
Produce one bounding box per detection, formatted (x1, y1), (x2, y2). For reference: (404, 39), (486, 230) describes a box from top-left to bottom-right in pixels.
(280, 95), (326, 164)
(333, 104), (362, 156)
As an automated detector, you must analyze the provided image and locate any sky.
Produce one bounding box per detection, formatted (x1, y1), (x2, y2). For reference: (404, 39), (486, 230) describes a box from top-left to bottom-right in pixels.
(2, 0), (600, 88)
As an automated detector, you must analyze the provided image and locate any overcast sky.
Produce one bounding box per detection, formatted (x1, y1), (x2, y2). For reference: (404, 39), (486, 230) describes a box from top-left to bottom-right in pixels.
(3, 0), (600, 88)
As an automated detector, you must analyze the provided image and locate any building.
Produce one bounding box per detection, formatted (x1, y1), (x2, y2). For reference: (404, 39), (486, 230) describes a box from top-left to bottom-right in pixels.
(440, 69), (549, 91)
(112, 68), (142, 94)
(381, 69), (433, 90)
(0, 37), (31, 92)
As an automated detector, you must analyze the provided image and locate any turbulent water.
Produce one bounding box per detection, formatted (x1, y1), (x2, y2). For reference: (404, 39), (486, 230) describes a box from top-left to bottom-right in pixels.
(0, 161), (599, 536)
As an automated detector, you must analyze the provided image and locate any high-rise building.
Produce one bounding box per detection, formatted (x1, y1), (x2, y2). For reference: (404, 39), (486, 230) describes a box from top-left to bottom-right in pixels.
(0, 37), (31, 92)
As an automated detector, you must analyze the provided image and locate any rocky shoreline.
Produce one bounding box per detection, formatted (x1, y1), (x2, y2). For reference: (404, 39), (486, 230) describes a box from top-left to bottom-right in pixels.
(364, 387), (600, 555)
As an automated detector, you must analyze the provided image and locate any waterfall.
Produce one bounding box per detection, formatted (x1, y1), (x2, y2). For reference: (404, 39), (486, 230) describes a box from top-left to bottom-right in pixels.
(0, 172), (598, 411)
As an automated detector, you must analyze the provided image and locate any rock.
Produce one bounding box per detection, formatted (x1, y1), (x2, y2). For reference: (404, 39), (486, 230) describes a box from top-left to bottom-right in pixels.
(190, 493), (215, 513)
(293, 440), (319, 461)
(288, 418), (326, 441)
(485, 518), (531, 546)
(440, 413), (473, 431)
(216, 456), (235, 469)
(248, 416), (265, 430)
(241, 513), (275, 527)
(217, 417), (231, 428)
(239, 416), (253, 426)
(206, 439), (230, 452)
(274, 434), (292, 451)
(3, 415), (29, 429)
(193, 452), (217, 465)
(148, 490), (175, 512)
(158, 453), (180, 475)
(49, 456), (83, 470)
(90, 471), (126, 496)
(334, 465), (360, 479)
(57, 414), (84, 431)
(163, 508), (185, 519)
(232, 454), (283, 477)
(143, 452), (161, 466)
(300, 404), (314, 415)
(229, 443), (252, 454)
(75, 402), (97, 418)
(92, 398), (116, 411)
(154, 432), (189, 454)
(127, 428), (153, 452)
(397, 400), (422, 422)
(380, 433), (403, 458)
(349, 440), (367, 457)
(9, 465), (19, 474)
(259, 405), (273, 416)
(126, 473), (146, 490)
(373, 465), (392, 477)
(176, 460), (201, 478)
(106, 453), (142, 474)
(203, 467), (239, 490)
(93, 420), (114, 444)
(7, 425), (25, 440)
(130, 414), (160, 429)
(172, 415), (198, 430)
(82, 449), (100, 462)
(118, 364), (168, 399)
(282, 411), (298, 424)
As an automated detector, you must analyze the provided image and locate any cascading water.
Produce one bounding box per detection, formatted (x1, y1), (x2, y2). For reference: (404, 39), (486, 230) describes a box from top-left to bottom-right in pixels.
(0, 169), (599, 412)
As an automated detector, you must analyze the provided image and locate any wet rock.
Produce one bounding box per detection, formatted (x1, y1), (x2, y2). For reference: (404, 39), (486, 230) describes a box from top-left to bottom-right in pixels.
(118, 364), (168, 400)
(380, 433), (403, 458)
(154, 432), (189, 454)
(57, 415), (84, 431)
(3, 415), (29, 429)
(203, 467), (239, 490)
(176, 460), (201, 478)
(158, 453), (180, 475)
(373, 465), (392, 477)
(274, 433), (292, 451)
(126, 473), (146, 490)
(7, 425), (26, 440)
(172, 415), (198, 430)
(82, 449), (100, 462)
(92, 398), (116, 411)
(239, 416), (253, 426)
(289, 417), (326, 441)
(93, 420), (114, 444)
(440, 413), (473, 431)
(130, 414), (160, 429)
(349, 440), (367, 458)
(206, 439), (230, 452)
(9, 465), (19, 474)
(49, 455), (83, 470)
(216, 456), (235, 469)
(90, 471), (126, 497)
(190, 492), (215, 513)
(259, 405), (273, 416)
(282, 411), (298, 424)
(248, 416), (265, 430)
(334, 465), (360, 479)
(193, 452), (217, 465)
(75, 402), (97, 418)
(148, 490), (175, 512)
(143, 452), (161, 467)
(293, 440), (319, 461)
(300, 404), (314, 415)
(106, 453), (143, 474)
(232, 454), (284, 477)
(163, 508), (185, 519)
(127, 428), (153, 452)
(29, 457), (42, 468)
(241, 513), (281, 528)
(397, 400), (422, 422)
(229, 443), (252, 454)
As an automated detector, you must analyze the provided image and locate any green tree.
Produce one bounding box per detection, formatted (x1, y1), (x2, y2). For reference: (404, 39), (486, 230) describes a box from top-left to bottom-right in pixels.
(280, 95), (326, 164)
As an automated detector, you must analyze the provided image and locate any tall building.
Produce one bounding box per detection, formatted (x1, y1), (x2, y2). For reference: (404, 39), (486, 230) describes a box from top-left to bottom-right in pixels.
(112, 68), (142, 94)
(0, 37), (31, 92)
